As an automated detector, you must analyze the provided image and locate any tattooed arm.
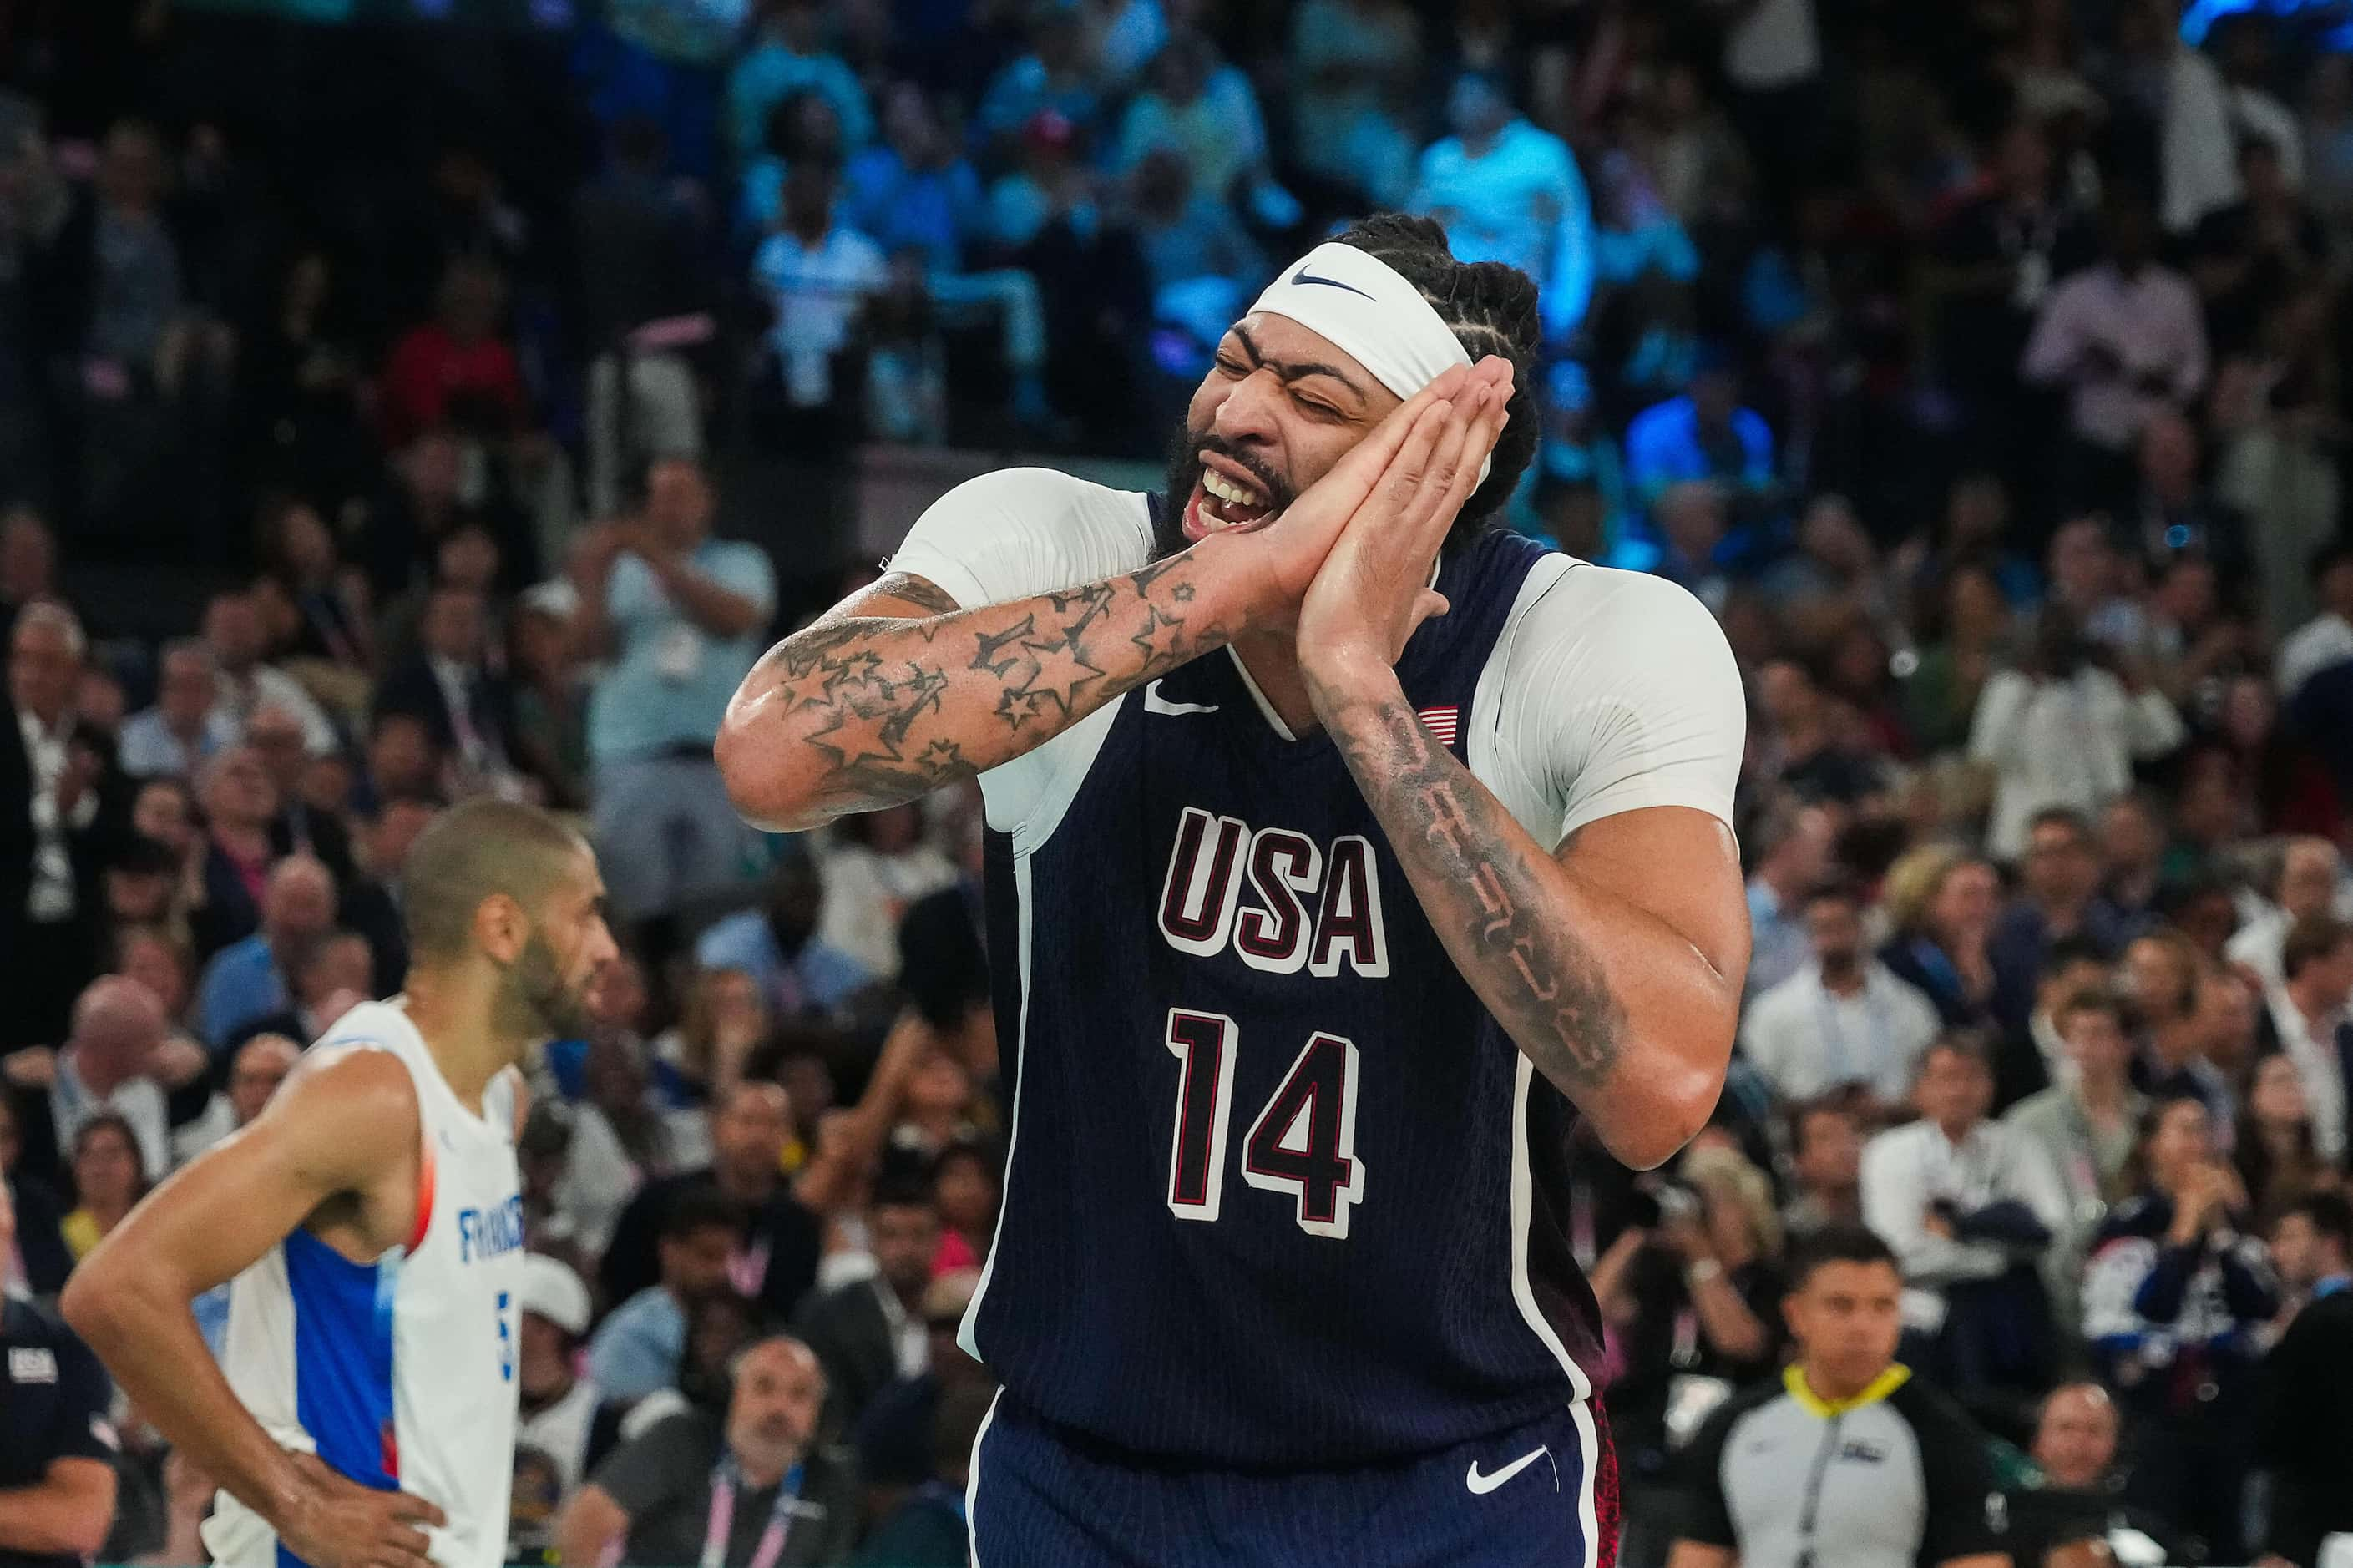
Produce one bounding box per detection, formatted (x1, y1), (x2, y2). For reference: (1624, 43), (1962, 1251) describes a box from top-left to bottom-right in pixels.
(715, 555), (1241, 831)
(1309, 667), (1747, 1169)
(719, 366), (1490, 832)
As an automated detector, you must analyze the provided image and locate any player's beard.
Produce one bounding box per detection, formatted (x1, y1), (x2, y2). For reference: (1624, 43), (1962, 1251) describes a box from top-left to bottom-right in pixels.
(1149, 417), (1294, 564)
(492, 928), (598, 1042)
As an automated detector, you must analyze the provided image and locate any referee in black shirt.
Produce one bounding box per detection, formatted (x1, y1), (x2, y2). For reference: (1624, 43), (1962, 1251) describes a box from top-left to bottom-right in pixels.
(1672, 1226), (2006, 1568)
(0, 1180), (117, 1568)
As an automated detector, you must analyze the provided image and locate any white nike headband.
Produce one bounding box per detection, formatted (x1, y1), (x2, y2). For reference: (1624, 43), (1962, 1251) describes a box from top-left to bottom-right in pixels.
(1248, 240), (1490, 483)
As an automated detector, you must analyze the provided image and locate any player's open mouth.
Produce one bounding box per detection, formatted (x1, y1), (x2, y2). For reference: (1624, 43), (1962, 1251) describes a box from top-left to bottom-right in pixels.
(1184, 458), (1276, 539)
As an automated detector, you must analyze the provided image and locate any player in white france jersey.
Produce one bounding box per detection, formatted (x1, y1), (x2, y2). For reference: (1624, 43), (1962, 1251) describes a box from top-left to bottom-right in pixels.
(65, 798), (618, 1568)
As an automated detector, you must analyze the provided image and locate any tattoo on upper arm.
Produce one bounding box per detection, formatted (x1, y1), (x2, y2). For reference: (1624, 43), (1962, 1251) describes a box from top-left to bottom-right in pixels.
(1334, 701), (1626, 1088)
(758, 559), (1213, 813)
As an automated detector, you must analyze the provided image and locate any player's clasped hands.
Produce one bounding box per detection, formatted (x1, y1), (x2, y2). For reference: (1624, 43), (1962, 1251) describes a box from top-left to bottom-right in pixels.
(1293, 357), (1515, 672)
(281, 1451), (448, 1568)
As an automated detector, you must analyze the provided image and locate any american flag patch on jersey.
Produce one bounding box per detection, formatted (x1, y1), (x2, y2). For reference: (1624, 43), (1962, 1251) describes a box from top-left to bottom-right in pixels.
(1418, 706), (1461, 747)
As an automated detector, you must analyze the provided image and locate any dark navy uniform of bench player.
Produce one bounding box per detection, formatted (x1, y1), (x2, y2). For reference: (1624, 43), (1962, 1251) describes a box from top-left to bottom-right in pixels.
(888, 470), (1743, 1567)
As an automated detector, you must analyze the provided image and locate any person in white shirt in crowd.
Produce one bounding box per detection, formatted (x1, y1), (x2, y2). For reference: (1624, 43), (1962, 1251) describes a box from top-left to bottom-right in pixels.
(2004, 990), (2148, 1336)
(4, 974), (175, 1184)
(2264, 913), (2353, 1165)
(1407, 70), (1593, 342)
(510, 1252), (603, 1560)
(2021, 187), (2208, 500)
(1861, 1036), (2072, 1376)
(2226, 835), (2343, 988)
(813, 803), (957, 984)
(791, 1179), (940, 1436)
(1780, 1096), (1866, 1239)
(118, 640), (236, 781)
(199, 589), (335, 756)
(570, 454), (776, 939)
(2279, 537), (2353, 706)
(1743, 797), (1834, 999)
(1969, 604), (2185, 862)
(1743, 883), (1941, 1110)
(2005, 940), (2117, 1112)
(2283, 536), (2353, 804)
(750, 160), (887, 422)
(170, 1031), (296, 1167)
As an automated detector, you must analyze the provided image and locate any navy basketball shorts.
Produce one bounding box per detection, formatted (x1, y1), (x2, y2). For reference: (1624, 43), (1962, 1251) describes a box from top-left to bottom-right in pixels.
(968, 1393), (1618, 1568)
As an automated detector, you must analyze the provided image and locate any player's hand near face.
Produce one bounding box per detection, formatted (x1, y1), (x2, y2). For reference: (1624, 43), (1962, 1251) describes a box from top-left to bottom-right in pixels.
(1201, 361), (1485, 633)
(280, 1451), (447, 1568)
(1293, 358), (1512, 677)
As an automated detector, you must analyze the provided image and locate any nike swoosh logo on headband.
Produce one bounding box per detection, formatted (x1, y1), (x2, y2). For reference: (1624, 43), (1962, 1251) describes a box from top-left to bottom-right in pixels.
(1289, 261), (1375, 299)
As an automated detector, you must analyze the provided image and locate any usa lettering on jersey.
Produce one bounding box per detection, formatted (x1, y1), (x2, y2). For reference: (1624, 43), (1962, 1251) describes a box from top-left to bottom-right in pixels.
(1156, 807), (1389, 976)
(458, 1196), (526, 1264)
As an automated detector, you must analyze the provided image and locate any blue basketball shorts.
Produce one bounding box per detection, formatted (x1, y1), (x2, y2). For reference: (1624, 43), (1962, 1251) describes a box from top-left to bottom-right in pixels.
(967, 1392), (1620, 1568)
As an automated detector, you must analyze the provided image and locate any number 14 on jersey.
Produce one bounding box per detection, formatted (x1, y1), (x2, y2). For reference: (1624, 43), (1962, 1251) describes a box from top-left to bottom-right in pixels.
(1164, 1009), (1365, 1238)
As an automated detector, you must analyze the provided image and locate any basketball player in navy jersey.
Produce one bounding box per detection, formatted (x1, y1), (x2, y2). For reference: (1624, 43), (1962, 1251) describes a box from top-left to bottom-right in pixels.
(719, 215), (1749, 1566)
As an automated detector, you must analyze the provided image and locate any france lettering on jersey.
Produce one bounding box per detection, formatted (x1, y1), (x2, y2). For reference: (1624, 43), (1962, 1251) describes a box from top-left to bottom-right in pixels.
(205, 1002), (525, 1568)
(961, 516), (1608, 1469)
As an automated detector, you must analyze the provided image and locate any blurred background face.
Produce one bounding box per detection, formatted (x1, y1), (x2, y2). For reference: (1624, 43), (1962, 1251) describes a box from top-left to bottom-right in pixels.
(73, 1123), (140, 1209)
(2060, 1004), (2130, 1081)
(205, 594), (264, 671)
(2121, 937), (2192, 1020)
(934, 1153), (998, 1235)
(8, 617), (78, 721)
(228, 1038), (296, 1125)
(1784, 1259), (1902, 1393)
(422, 589), (485, 664)
(2270, 1211), (2326, 1291)
(117, 934), (190, 1020)
(727, 1341), (824, 1464)
(659, 1223), (736, 1302)
(159, 648), (215, 726)
(2148, 1100), (2214, 1188)
(2024, 819), (2098, 906)
(713, 1085), (790, 1183)
(2102, 798), (2163, 871)
(517, 1313), (570, 1399)
(645, 459), (714, 549)
(2281, 842), (2340, 919)
(1804, 897), (1863, 969)
(871, 1201), (941, 1300)
(247, 708), (308, 790)
(1929, 862), (1998, 943)
(2032, 1387), (2118, 1490)
(1794, 1108), (1861, 1192)
(1915, 1048), (1991, 1130)
(2250, 1053), (2310, 1128)
(908, 1050), (971, 1119)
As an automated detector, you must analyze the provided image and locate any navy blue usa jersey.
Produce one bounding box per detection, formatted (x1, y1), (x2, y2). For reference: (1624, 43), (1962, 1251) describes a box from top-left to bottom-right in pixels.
(961, 520), (1609, 1469)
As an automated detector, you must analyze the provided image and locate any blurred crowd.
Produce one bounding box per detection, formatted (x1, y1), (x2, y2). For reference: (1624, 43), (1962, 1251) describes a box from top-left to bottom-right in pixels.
(8, 0), (2353, 1564)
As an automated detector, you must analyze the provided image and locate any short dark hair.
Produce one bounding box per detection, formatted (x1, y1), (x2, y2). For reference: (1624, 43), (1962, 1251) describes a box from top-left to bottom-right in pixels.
(1324, 213), (1543, 538)
(1801, 879), (1861, 915)
(2027, 807), (2092, 846)
(872, 1174), (938, 1216)
(2055, 989), (2123, 1031)
(1920, 1031), (1993, 1078)
(660, 1187), (745, 1247)
(2283, 914), (2353, 981)
(401, 797), (589, 962)
(2283, 1191), (2353, 1253)
(2042, 935), (2113, 980)
(1784, 1223), (1900, 1291)
(1787, 1095), (1858, 1154)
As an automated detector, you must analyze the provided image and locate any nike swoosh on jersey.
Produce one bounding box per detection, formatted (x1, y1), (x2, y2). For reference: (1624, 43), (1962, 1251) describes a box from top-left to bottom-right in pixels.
(1142, 680), (1219, 716)
(1465, 1445), (1551, 1495)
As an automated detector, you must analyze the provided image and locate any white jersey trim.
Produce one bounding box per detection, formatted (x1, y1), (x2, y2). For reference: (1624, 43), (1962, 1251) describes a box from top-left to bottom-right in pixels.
(1510, 1055), (1594, 1402)
(958, 852), (1035, 1361)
